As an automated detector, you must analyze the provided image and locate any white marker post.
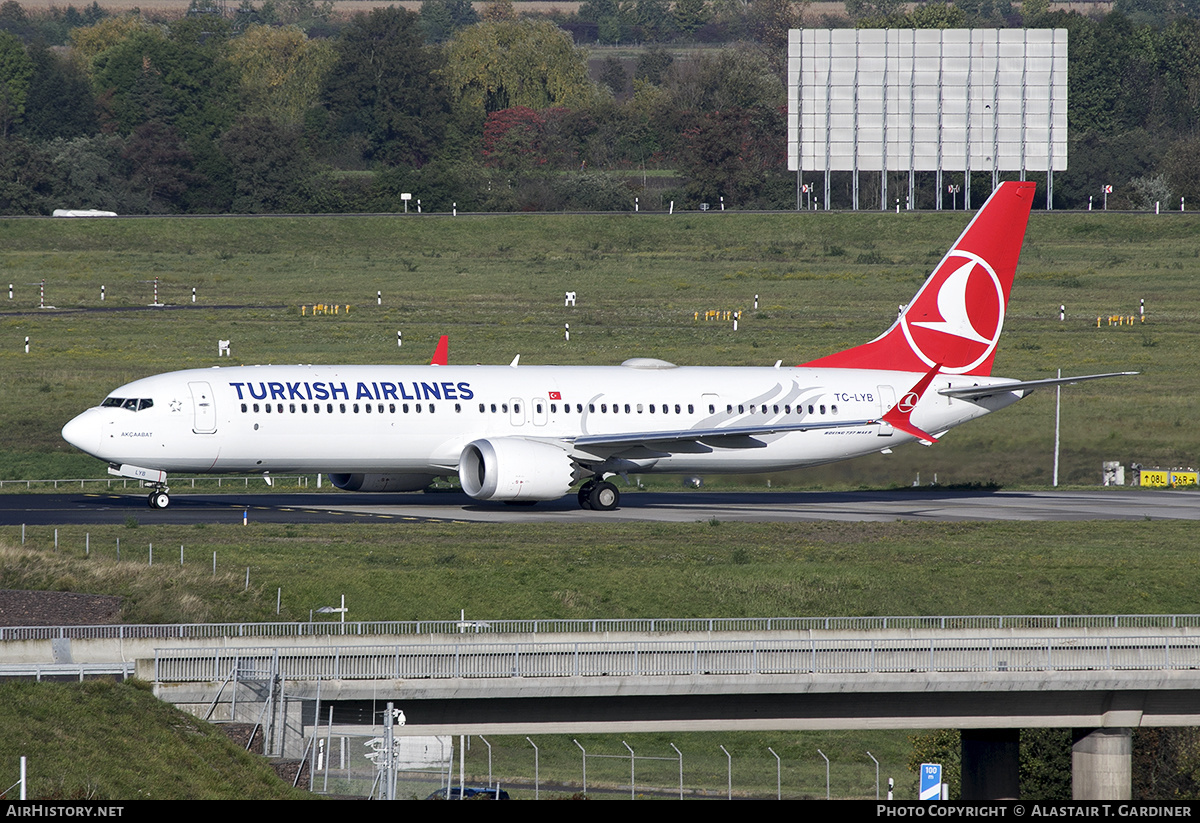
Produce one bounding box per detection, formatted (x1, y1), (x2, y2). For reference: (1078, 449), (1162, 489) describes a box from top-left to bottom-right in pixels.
(1060, 304), (1065, 322)
(24, 336), (29, 354)
(564, 323), (570, 342)
(634, 197), (639, 212)
(1053, 368), (1061, 487)
(397, 331), (402, 348)
(377, 290), (382, 306)
(192, 287), (196, 303)
(101, 285), (105, 301)
(452, 202), (457, 217)
(754, 294), (759, 310)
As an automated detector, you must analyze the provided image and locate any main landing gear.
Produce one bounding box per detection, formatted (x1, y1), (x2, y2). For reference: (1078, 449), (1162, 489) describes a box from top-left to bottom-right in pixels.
(577, 479), (620, 511)
(147, 488), (171, 509)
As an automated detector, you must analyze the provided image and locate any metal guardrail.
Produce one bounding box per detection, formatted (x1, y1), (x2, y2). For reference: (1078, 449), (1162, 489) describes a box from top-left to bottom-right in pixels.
(153, 636), (1200, 683)
(0, 475), (314, 490)
(0, 662), (135, 680)
(7, 614), (1200, 643)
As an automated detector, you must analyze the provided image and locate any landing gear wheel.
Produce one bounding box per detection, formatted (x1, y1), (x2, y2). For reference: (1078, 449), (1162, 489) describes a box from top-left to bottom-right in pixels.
(587, 481), (619, 511)
(577, 481), (596, 510)
(148, 491), (170, 509)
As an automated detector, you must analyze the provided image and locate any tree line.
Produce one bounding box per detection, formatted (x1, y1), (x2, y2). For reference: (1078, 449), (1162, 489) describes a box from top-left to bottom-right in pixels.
(0, 0), (1198, 214)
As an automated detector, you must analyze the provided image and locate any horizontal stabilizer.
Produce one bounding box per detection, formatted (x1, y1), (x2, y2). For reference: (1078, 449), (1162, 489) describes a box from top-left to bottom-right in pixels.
(939, 372), (1139, 400)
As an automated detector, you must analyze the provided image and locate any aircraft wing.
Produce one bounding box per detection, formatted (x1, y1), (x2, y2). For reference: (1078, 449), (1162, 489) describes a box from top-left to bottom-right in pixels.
(569, 363), (944, 453)
(938, 372), (1138, 400)
(570, 417), (881, 451)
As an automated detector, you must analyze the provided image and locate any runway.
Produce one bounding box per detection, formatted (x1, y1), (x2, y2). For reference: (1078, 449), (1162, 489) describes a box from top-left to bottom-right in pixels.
(0, 487), (1196, 525)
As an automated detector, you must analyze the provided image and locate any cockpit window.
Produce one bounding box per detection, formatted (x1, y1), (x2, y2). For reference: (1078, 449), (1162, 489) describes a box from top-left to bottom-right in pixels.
(102, 397), (153, 411)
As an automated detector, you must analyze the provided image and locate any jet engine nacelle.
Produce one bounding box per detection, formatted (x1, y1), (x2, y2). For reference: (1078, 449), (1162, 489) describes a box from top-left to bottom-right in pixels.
(458, 438), (576, 502)
(327, 473), (438, 492)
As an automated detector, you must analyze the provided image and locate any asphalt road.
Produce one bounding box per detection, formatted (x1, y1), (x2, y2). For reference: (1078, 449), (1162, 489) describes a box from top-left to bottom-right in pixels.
(0, 488), (1196, 526)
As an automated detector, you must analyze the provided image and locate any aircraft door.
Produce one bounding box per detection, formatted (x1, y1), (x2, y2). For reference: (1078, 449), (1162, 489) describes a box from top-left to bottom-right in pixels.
(877, 385), (895, 436)
(509, 398), (525, 427)
(189, 381), (217, 434)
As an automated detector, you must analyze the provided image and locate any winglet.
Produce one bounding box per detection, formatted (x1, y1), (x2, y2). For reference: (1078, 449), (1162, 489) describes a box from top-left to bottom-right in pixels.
(881, 364), (942, 442)
(430, 335), (449, 366)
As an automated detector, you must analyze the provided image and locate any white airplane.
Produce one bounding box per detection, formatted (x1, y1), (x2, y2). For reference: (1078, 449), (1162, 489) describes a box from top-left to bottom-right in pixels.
(62, 182), (1131, 511)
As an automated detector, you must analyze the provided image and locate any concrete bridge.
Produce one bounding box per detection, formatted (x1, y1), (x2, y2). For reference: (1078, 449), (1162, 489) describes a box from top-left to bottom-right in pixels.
(6, 615), (1200, 800)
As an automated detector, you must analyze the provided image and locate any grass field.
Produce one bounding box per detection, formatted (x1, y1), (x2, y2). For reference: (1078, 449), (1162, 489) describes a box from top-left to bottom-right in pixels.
(1, 209), (1195, 487)
(2, 208), (1197, 799)
(0, 680), (314, 800)
(6, 518), (1200, 632)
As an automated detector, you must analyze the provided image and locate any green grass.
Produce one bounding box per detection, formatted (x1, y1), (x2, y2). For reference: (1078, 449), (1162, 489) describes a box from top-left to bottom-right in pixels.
(7, 518), (1200, 623)
(450, 729), (914, 799)
(0, 680), (312, 800)
(0, 210), (1192, 487)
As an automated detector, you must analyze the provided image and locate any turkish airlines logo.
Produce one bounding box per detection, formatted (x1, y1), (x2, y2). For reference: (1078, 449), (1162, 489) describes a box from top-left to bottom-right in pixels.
(900, 251), (1004, 374)
(897, 391), (919, 413)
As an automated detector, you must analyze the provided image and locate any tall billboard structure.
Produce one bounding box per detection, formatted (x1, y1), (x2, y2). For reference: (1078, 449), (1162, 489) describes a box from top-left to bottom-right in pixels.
(787, 29), (1067, 210)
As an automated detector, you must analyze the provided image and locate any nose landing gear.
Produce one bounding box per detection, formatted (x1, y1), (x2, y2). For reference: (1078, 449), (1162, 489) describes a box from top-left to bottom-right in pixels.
(147, 488), (171, 509)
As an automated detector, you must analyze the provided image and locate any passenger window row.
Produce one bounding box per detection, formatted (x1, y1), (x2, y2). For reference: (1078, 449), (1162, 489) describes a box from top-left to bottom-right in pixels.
(240, 402), (454, 414)
(235, 400), (838, 417)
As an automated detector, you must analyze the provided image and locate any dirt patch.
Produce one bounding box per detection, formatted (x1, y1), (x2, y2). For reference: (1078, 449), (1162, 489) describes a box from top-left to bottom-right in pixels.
(0, 589), (122, 627)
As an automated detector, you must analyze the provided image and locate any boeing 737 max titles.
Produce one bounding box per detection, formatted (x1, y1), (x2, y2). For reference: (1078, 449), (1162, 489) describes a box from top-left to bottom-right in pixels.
(61, 182), (1132, 511)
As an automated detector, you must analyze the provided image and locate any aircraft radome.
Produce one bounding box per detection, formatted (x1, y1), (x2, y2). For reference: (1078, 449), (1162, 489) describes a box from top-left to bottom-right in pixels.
(61, 182), (1133, 511)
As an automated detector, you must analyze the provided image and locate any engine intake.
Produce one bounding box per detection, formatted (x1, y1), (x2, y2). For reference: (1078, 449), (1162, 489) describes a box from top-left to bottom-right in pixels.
(458, 438), (576, 502)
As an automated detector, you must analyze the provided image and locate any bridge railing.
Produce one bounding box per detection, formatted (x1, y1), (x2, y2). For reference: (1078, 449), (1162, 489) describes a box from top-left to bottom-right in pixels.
(8, 614), (1200, 642)
(152, 636), (1200, 683)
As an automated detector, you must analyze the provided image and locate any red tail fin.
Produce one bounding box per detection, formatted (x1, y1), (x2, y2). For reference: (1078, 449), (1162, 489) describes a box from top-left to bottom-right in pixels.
(430, 335), (449, 366)
(803, 181), (1036, 376)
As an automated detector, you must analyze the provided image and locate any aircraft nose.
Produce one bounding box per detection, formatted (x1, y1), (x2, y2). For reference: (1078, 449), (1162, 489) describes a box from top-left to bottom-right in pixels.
(62, 410), (102, 457)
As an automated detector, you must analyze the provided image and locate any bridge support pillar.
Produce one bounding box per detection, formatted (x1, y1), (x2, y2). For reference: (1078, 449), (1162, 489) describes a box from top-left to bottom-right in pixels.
(1072, 728), (1132, 800)
(961, 729), (1020, 800)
